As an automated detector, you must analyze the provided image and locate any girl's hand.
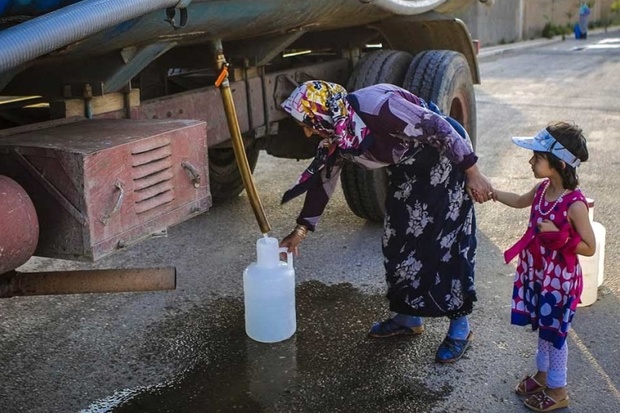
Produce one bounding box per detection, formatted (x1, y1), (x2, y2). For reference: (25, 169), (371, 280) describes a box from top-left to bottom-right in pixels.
(537, 219), (559, 232)
(471, 188), (495, 203)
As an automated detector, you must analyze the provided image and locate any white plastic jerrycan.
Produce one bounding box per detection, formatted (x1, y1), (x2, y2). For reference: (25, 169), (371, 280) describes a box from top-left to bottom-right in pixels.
(244, 236), (296, 343)
(578, 198), (606, 307)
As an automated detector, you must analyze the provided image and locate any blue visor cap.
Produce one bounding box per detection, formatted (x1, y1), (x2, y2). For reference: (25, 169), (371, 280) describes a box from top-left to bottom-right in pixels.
(512, 129), (581, 168)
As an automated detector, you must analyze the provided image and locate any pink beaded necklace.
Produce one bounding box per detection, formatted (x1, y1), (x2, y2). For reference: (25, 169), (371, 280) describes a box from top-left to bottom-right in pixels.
(538, 182), (568, 216)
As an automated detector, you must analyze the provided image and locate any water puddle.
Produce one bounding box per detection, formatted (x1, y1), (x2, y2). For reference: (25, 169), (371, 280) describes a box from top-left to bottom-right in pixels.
(83, 282), (450, 412)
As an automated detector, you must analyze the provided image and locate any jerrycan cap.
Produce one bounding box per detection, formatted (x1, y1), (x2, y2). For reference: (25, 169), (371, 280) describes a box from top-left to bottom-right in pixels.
(256, 236), (291, 268)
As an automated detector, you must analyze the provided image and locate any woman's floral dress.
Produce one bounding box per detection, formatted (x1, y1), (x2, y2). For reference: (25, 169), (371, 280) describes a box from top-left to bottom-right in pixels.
(382, 139), (476, 318)
(282, 83), (478, 319)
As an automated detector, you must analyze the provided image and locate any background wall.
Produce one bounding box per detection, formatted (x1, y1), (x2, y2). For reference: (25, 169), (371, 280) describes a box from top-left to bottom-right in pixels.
(455, 1), (521, 46)
(521, 0), (609, 40)
(454, 0), (614, 46)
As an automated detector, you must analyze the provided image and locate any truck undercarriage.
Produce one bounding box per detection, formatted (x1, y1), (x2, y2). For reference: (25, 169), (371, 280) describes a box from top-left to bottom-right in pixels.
(0, 0), (487, 291)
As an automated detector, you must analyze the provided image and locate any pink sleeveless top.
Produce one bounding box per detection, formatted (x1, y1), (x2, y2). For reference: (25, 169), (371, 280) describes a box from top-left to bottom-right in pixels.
(505, 179), (588, 348)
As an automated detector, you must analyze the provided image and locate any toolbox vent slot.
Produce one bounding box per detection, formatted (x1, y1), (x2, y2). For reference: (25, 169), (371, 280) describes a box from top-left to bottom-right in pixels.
(132, 141), (175, 214)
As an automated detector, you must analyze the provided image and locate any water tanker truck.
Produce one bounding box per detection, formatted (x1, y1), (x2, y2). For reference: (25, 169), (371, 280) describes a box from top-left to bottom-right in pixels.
(0, 0), (490, 291)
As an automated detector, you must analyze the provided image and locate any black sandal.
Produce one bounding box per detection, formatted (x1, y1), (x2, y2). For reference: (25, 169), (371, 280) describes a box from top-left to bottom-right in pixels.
(435, 331), (473, 363)
(368, 318), (424, 338)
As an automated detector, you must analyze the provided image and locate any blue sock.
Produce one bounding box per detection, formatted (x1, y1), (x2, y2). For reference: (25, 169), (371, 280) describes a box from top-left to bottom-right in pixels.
(448, 316), (470, 340)
(393, 313), (424, 328)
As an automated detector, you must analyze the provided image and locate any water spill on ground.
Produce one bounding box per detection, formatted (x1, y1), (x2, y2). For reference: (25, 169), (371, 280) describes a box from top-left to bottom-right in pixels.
(85, 281), (451, 413)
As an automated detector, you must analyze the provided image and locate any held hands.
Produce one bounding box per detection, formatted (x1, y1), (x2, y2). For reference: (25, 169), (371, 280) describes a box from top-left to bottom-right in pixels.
(464, 164), (494, 203)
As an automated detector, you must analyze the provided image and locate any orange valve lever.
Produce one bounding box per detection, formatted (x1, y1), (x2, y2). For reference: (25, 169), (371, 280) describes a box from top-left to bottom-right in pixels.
(214, 64), (229, 87)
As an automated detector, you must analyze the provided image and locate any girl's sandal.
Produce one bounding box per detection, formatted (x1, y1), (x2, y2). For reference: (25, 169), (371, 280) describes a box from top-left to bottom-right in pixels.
(524, 391), (569, 412)
(515, 374), (546, 396)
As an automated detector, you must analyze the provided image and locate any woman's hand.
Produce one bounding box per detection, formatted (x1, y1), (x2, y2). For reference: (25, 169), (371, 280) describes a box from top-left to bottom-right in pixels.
(464, 164), (493, 203)
(279, 224), (308, 257)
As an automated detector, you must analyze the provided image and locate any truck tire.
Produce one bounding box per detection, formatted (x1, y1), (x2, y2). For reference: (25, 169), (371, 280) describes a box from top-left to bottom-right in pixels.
(341, 50), (413, 222)
(209, 143), (260, 203)
(403, 50), (477, 148)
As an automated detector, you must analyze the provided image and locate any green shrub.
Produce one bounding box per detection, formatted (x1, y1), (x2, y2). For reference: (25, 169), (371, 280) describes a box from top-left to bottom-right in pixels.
(542, 22), (554, 38)
(542, 22), (568, 38)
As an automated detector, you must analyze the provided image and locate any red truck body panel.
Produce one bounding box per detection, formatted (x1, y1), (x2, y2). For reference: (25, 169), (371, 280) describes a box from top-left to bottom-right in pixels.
(0, 119), (210, 261)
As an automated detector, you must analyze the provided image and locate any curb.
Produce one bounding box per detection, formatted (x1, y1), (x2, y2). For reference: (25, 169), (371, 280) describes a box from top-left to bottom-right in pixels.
(477, 25), (620, 60)
(478, 37), (562, 59)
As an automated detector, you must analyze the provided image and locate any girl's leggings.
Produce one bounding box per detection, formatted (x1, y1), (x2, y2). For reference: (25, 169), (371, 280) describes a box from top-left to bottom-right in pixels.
(536, 337), (568, 388)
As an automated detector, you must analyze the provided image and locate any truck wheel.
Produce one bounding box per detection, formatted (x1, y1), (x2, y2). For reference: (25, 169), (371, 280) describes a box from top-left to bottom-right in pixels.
(403, 50), (477, 148)
(341, 50), (412, 222)
(209, 143), (260, 203)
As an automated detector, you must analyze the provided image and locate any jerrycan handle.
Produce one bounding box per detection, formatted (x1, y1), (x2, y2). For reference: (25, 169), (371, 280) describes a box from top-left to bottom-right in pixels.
(279, 247), (293, 269)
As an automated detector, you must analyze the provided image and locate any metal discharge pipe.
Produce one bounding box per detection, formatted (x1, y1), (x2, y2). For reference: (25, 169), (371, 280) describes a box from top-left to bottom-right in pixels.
(0, 0), (181, 73)
(0, 267), (177, 298)
(213, 45), (271, 235)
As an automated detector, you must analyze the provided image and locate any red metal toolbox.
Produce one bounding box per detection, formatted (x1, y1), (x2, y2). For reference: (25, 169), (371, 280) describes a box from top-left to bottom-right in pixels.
(0, 119), (210, 261)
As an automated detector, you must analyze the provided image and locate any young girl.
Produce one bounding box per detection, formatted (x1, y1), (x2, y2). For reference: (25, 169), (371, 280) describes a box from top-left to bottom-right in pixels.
(491, 122), (595, 412)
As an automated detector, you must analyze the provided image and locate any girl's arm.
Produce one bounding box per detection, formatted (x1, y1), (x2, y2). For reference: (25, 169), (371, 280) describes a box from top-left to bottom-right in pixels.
(493, 183), (538, 209)
(569, 201), (596, 256)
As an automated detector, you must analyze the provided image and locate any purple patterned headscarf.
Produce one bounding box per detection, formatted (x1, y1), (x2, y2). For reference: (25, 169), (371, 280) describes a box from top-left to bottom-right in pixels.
(280, 80), (371, 203)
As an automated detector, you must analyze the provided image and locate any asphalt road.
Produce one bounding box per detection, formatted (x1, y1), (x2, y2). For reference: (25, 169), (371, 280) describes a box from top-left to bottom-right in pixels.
(1, 30), (619, 413)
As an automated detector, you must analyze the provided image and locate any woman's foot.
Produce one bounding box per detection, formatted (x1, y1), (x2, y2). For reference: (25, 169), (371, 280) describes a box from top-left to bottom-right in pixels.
(435, 331), (473, 363)
(368, 316), (424, 338)
(516, 372), (547, 396)
(447, 315), (470, 340)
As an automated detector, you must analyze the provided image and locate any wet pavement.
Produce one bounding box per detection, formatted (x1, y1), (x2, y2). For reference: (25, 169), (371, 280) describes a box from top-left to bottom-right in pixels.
(85, 282), (451, 413)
